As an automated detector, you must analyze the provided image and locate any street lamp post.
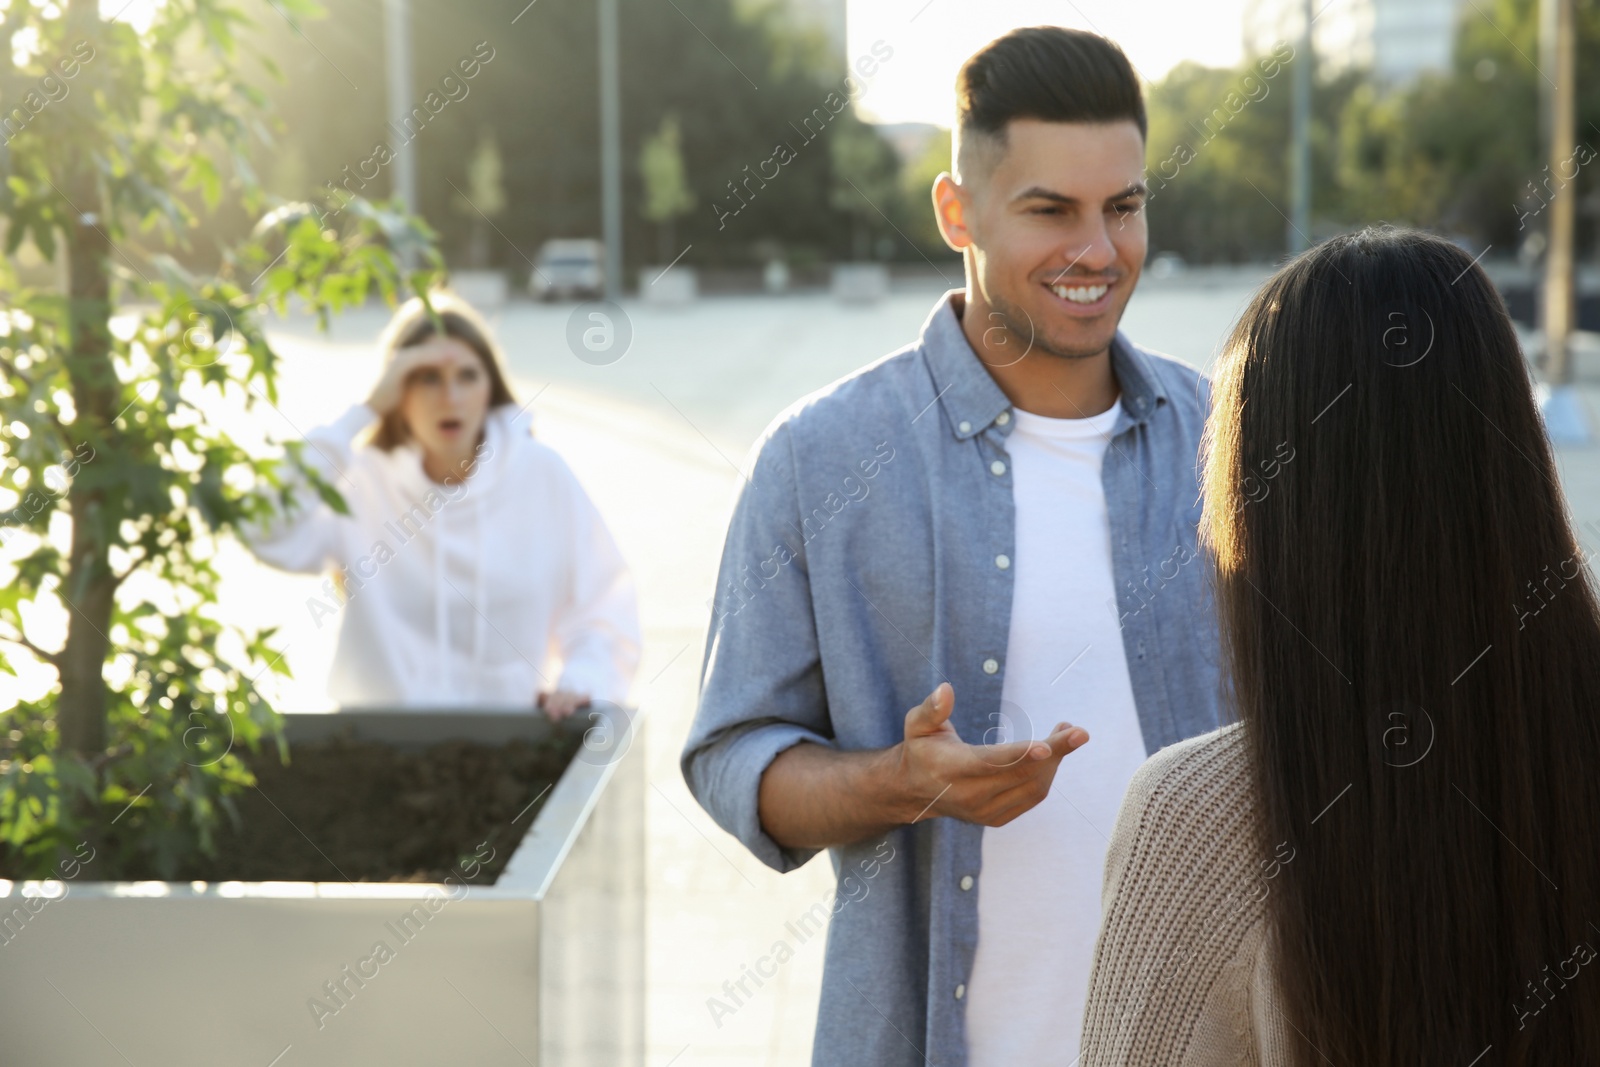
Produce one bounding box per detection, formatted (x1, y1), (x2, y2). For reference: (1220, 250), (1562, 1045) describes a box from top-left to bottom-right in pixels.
(384, 0), (417, 269)
(599, 0), (623, 301)
(1538, 0), (1589, 442)
(1288, 0), (1313, 254)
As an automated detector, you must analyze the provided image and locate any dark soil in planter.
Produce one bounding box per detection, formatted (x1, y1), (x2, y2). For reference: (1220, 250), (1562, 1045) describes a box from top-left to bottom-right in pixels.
(138, 728), (582, 884)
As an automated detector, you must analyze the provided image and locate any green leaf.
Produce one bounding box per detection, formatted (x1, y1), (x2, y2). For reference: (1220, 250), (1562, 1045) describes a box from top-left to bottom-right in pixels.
(0, 0), (440, 877)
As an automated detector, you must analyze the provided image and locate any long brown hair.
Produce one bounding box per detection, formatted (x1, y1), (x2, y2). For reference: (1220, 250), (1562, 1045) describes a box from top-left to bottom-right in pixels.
(1203, 226), (1600, 1063)
(369, 291), (517, 450)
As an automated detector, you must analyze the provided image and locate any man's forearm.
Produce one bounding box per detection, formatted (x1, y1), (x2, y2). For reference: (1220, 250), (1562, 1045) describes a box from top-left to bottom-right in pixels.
(758, 741), (922, 851)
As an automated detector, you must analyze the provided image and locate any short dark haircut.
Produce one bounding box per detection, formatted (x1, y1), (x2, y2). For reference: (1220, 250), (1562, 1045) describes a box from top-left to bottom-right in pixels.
(955, 27), (1145, 180)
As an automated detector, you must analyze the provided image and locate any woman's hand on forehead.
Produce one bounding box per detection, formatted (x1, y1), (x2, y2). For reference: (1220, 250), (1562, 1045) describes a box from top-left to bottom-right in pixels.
(369, 336), (470, 413)
(397, 335), (472, 367)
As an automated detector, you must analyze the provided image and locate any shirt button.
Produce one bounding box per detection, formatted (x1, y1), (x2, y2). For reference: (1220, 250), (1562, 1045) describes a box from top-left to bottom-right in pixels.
(995, 554), (1010, 570)
(990, 460), (1006, 476)
(960, 875), (974, 891)
(996, 411), (1010, 425)
(958, 420), (972, 434)
(955, 983), (966, 1000)
(982, 658), (999, 674)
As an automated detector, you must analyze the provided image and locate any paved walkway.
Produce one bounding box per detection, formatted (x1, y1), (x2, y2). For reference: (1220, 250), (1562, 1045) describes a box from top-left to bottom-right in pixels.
(206, 278), (1600, 1066)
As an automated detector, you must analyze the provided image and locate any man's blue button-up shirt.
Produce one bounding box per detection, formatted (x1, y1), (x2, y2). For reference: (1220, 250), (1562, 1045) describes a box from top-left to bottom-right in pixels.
(681, 290), (1224, 1067)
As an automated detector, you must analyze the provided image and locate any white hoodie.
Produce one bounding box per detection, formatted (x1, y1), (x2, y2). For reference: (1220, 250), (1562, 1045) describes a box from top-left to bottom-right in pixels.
(242, 401), (641, 710)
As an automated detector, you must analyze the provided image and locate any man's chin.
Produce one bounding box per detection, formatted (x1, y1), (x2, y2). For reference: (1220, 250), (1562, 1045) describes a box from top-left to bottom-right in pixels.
(1015, 289), (1126, 359)
(1032, 321), (1119, 361)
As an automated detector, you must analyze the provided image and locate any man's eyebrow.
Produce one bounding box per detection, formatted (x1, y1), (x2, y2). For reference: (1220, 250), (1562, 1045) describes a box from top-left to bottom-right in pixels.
(1013, 181), (1149, 205)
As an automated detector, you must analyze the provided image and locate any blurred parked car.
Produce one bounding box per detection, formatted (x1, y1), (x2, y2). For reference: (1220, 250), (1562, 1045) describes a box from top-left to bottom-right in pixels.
(531, 238), (605, 301)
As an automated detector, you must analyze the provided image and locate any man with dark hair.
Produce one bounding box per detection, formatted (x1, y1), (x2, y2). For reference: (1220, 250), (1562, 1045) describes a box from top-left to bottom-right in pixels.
(682, 26), (1221, 1067)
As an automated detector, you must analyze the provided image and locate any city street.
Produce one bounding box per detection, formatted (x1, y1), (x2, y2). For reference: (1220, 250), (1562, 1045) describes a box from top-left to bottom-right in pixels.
(8, 0), (1600, 1060)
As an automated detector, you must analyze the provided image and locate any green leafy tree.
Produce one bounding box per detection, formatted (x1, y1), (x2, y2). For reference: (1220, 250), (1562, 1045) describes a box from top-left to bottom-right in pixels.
(639, 112), (695, 264)
(829, 115), (900, 260)
(244, 0), (865, 272)
(898, 127), (954, 257)
(0, 0), (437, 878)
(1329, 0), (1600, 253)
(454, 129), (507, 269)
(1142, 54), (1360, 261)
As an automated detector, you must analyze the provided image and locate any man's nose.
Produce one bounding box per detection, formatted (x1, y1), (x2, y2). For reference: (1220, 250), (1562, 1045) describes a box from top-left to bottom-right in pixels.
(1057, 220), (1118, 278)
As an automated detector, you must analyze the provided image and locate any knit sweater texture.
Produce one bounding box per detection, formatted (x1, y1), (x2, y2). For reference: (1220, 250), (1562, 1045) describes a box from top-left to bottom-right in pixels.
(1079, 722), (1299, 1065)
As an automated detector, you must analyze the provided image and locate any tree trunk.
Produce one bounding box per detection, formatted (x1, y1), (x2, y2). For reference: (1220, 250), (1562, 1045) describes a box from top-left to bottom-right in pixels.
(57, 194), (118, 757)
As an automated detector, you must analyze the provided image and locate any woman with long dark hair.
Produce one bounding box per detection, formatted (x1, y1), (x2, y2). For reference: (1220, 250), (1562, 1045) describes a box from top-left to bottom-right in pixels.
(1078, 227), (1600, 1064)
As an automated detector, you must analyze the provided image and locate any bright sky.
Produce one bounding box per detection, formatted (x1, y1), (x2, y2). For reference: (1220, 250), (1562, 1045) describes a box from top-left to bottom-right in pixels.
(847, 0), (1251, 126)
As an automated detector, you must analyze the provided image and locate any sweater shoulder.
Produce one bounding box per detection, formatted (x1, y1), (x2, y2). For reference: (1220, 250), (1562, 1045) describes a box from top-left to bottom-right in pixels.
(1081, 722), (1270, 1063)
(1125, 721), (1248, 820)
(1109, 723), (1256, 895)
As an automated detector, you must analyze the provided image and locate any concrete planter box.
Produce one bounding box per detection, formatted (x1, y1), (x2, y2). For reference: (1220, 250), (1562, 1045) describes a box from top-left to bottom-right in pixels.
(0, 708), (643, 1067)
(830, 262), (889, 303)
(640, 265), (697, 304)
(448, 270), (511, 308)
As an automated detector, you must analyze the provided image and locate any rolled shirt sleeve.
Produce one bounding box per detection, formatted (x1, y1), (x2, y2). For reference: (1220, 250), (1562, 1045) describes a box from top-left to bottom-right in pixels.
(681, 419), (836, 874)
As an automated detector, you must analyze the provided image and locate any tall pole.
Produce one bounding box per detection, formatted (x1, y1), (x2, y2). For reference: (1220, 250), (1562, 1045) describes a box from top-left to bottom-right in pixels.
(1288, 0), (1313, 254)
(384, 0), (417, 267)
(1540, 0), (1576, 386)
(599, 0), (624, 300)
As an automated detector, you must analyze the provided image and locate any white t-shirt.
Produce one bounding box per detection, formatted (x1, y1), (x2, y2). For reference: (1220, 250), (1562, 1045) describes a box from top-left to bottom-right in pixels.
(965, 398), (1151, 1067)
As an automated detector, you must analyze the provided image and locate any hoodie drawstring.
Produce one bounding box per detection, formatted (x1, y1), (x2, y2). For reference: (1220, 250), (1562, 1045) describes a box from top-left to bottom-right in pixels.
(473, 484), (486, 671)
(434, 513), (449, 698)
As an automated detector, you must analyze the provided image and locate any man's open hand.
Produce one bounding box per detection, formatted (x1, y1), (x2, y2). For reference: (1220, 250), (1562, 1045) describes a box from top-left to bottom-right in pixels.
(893, 682), (1089, 827)
(755, 682), (1091, 850)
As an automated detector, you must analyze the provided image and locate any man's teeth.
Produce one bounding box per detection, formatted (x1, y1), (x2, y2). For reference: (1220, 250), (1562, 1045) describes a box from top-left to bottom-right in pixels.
(1051, 283), (1108, 304)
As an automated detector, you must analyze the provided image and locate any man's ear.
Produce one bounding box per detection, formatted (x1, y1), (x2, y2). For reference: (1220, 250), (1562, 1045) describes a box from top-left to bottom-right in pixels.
(932, 172), (972, 253)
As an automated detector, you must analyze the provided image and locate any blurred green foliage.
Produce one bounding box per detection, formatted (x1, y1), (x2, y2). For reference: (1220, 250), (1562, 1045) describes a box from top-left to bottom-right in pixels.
(1145, 0), (1600, 261)
(639, 112), (695, 264)
(234, 0), (950, 273)
(234, 0), (1600, 272)
(0, 0), (439, 878)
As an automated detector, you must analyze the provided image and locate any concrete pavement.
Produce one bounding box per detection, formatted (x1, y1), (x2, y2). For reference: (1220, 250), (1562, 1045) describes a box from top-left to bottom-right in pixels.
(130, 273), (1600, 1064)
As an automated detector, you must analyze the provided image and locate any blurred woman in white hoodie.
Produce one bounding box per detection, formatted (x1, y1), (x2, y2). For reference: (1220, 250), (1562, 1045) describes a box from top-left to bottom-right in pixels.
(243, 292), (641, 718)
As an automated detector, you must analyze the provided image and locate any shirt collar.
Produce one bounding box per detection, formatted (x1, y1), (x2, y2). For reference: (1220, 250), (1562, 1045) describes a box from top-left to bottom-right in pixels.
(920, 289), (1168, 439)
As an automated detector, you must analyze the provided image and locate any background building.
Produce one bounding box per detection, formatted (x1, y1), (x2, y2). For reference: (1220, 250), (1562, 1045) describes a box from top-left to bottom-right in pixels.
(1243, 0), (1466, 84)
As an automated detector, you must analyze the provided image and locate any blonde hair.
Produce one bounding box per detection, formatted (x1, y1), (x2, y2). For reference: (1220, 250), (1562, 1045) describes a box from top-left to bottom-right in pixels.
(369, 290), (518, 450)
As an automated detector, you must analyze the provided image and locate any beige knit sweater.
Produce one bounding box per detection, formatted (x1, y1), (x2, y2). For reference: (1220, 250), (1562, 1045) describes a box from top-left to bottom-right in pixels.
(1078, 722), (1299, 1066)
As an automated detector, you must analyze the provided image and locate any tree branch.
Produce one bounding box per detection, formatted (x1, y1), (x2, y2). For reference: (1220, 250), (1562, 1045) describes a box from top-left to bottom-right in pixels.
(110, 548), (148, 587)
(0, 351), (36, 391)
(0, 353), (68, 437)
(0, 629), (64, 670)
(87, 741), (136, 773)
